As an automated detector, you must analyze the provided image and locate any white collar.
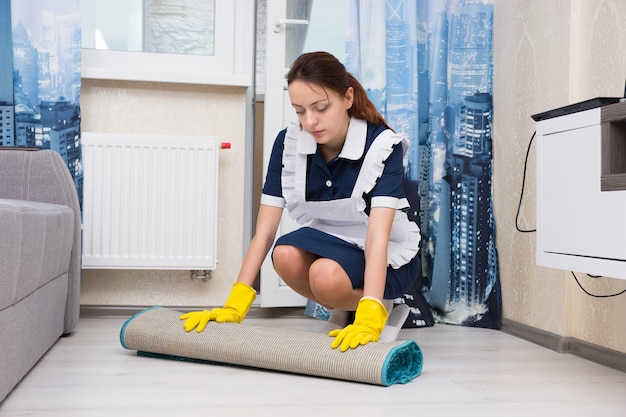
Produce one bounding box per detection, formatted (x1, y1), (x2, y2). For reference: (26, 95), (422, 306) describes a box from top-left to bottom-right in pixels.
(296, 117), (367, 160)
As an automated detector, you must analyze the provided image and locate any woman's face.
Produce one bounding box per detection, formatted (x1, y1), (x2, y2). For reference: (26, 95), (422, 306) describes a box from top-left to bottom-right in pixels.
(288, 80), (353, 150)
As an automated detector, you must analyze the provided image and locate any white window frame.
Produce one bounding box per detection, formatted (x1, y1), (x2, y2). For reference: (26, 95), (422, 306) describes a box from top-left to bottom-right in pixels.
(81, 0), (253, 86)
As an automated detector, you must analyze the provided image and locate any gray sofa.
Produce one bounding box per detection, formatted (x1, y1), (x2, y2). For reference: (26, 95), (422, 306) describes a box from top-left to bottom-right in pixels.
(0, 149), (81, 403)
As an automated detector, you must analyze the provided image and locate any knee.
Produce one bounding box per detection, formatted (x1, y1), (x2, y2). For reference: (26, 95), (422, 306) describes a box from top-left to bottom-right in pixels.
(272, 245), (297, 273)
(309, 259), (348, 305)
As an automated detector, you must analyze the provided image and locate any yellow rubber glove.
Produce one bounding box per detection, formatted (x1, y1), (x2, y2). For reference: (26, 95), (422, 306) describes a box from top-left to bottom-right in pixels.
(180, 282), (256, 332)
(329, 297), (389, 352)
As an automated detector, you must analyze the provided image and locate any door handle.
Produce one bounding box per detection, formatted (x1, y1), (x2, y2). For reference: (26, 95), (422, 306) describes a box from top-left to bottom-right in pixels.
(273, 18), (309, 33)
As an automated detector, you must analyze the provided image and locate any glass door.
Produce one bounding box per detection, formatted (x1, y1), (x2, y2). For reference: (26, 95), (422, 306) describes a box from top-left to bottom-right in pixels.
(259, 0), (349, 306)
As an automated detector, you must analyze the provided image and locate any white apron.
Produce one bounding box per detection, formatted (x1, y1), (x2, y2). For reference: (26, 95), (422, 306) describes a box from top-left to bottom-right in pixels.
(281, 119), (420, 269)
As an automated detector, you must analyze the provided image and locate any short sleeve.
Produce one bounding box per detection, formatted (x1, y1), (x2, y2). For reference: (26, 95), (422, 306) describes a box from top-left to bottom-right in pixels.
(261, 129), (286, 205)
(370, 143), (405, 202)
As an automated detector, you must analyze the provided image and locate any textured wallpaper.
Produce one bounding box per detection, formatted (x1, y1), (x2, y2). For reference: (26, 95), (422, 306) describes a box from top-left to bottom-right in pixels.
(493, 0), (626, 353)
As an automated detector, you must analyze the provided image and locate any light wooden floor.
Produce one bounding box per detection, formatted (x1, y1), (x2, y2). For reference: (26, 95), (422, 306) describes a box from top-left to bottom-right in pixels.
(1, 313), (625, 417)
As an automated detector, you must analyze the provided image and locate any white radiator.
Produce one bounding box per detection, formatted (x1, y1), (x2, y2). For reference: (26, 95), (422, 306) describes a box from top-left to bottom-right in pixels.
(81, 132), (219, 270)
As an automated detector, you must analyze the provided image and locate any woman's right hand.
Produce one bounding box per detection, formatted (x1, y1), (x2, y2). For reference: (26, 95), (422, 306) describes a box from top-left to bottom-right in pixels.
(180, 282), (256, 332)
(179, 310), (214, 332)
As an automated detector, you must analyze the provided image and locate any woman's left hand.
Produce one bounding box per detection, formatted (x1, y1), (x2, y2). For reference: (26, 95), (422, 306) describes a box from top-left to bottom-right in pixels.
(329, 297), (389, 352)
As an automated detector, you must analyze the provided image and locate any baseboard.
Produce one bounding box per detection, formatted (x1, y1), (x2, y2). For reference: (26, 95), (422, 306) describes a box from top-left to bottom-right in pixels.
(501, 318), (626, 373)
(565, 337), (626, 373)
(79, 304), (308, 319)
(501, 318), (570, 353)
(80, 305), (150, 318)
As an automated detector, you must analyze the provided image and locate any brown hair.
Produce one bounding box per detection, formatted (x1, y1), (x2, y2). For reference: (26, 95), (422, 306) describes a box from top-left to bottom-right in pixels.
(286, 51), (390, 129)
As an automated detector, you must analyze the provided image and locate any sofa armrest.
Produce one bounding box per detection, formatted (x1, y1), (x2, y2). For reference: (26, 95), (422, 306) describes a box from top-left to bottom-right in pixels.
(0, 149), (82, 333)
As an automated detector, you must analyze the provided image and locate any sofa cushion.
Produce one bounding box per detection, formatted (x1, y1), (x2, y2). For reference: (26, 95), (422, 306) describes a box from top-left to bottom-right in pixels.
(0, 199), (74, 311)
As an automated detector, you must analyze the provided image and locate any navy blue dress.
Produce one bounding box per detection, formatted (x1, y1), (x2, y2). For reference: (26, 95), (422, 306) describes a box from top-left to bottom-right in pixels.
(260, 118), (421, 299)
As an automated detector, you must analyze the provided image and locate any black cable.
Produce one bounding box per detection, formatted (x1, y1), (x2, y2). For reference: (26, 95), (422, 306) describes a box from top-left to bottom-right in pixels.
(515, 131), (536, 233)
(571, 271), (626, 298)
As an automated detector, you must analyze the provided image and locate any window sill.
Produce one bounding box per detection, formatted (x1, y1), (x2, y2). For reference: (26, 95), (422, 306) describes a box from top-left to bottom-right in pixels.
(81, 49), (252, 87)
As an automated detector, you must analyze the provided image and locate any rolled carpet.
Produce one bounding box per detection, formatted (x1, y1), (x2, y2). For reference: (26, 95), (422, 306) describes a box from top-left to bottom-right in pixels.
(120, 307), (424, 386)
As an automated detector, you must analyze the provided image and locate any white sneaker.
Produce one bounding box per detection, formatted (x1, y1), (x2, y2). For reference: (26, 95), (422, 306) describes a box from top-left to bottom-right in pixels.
(379, 304), (410, 342)
(382, 299), (394, 313)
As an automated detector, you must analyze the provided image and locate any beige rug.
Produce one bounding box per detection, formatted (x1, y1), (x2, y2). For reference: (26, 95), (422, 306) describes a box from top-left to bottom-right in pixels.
(120, 306), (423, 386)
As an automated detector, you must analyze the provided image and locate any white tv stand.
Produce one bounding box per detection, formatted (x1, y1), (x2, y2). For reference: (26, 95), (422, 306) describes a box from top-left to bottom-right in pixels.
(536, 101), (626, 280)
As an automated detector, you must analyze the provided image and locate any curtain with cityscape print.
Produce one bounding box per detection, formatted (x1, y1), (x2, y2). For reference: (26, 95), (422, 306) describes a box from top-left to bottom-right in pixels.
(346, 0), (501, 328)
(1, 0), (82, 206)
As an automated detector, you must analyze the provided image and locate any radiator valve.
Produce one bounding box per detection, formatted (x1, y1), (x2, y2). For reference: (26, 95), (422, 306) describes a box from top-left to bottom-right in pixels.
(190, 270), (211, 283)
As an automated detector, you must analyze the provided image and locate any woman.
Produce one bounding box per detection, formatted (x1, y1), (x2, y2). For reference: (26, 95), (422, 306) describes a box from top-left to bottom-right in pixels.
(181, 51), (421, 352)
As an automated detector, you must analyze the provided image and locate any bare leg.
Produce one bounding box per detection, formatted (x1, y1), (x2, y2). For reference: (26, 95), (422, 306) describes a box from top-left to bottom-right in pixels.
(308, 258), (361, 311)
(274, 246), (364, 333)
(307, 258), (361, 333)
(272, 244), (320, 302)
(273, 245), (361, 310)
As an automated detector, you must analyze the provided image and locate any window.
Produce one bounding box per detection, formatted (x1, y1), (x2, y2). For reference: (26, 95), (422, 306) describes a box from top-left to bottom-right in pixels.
(81, 0), (253, 86)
